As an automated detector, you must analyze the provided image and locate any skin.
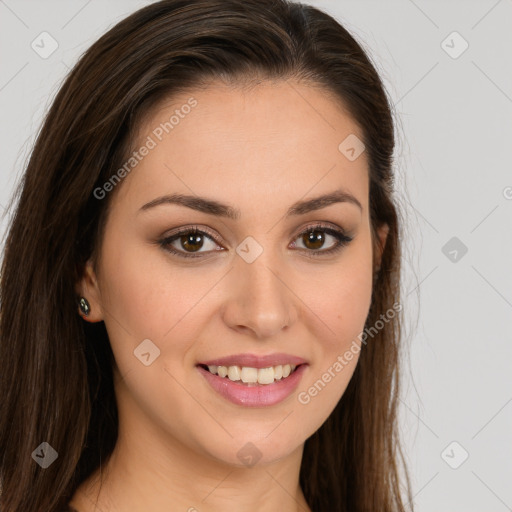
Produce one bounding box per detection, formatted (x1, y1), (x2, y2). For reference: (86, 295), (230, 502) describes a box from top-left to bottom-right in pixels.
(71, 79), (388, 512)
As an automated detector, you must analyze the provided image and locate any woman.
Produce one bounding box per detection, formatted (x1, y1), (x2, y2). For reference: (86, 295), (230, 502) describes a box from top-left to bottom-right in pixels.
(0, 0), (413, 510)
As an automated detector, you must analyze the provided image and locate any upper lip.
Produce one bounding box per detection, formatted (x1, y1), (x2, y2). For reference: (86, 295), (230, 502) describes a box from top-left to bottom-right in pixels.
(198, 353), (308, 369)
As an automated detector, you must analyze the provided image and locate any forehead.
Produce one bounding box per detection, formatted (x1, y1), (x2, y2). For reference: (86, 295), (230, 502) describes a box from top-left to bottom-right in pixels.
(116, 80), (369, 217)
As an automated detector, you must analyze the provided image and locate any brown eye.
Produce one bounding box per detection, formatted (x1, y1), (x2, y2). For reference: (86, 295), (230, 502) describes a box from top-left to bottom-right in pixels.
(292, 224), (353, 257)
(160, 227), (223, 259)
(302, 230), (327, 250)
(179, 232), (205, 252)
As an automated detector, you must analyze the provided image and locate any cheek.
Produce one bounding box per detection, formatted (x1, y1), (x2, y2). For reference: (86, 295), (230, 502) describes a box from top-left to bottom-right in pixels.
(99, 238), (217, 343)
(300, 240), (374, 350)
(293, 241), (373, 416)
(314, 271), (373, 337)
(97, 242), (213, 440)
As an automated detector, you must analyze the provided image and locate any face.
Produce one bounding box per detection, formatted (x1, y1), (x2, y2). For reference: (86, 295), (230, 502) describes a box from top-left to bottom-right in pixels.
(80, 79), (388, 468)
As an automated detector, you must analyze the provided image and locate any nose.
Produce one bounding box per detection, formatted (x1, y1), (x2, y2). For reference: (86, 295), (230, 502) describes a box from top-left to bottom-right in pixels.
(221, 250), (298, 339)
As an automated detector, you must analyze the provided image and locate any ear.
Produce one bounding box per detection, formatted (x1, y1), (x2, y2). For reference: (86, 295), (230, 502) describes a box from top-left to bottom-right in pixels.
(374, 222), (389, 272)
(75, 259), (104, 322)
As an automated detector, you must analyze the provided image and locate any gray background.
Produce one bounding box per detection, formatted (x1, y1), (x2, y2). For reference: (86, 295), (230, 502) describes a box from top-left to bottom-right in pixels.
(1, 1), (511, 510)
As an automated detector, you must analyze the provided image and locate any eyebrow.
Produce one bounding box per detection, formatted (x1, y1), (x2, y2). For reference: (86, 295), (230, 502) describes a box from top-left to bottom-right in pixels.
(139, 189), (363, 219)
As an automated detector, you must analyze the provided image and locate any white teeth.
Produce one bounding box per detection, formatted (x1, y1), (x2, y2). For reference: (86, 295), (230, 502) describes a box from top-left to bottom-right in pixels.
(241, 367), (258, 383)
(257, 367), (275, 385)
(228, 365), (241, 381)
(205, 363), (298, 384)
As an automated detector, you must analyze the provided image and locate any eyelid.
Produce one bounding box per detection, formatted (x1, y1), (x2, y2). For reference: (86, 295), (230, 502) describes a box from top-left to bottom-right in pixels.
(290, 220), (348, 238)
(161, 224), (224, 246)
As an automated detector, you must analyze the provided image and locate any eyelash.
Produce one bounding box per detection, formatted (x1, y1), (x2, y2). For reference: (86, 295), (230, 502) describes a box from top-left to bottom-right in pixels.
(158, 223), (353, 260)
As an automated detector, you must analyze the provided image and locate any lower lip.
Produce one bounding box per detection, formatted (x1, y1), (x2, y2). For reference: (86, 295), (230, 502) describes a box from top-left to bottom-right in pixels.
(197, 364), (307, 407)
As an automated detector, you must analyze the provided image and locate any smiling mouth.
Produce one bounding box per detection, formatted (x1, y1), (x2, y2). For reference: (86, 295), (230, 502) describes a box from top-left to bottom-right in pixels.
(197, 363), (302, 386)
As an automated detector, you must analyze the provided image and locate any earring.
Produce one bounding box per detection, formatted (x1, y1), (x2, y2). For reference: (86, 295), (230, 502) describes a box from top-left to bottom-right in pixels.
(78, 297), (91, 317)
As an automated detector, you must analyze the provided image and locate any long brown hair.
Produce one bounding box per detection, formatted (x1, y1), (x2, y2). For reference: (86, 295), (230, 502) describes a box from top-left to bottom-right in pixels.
(0, 1), (413, 510)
